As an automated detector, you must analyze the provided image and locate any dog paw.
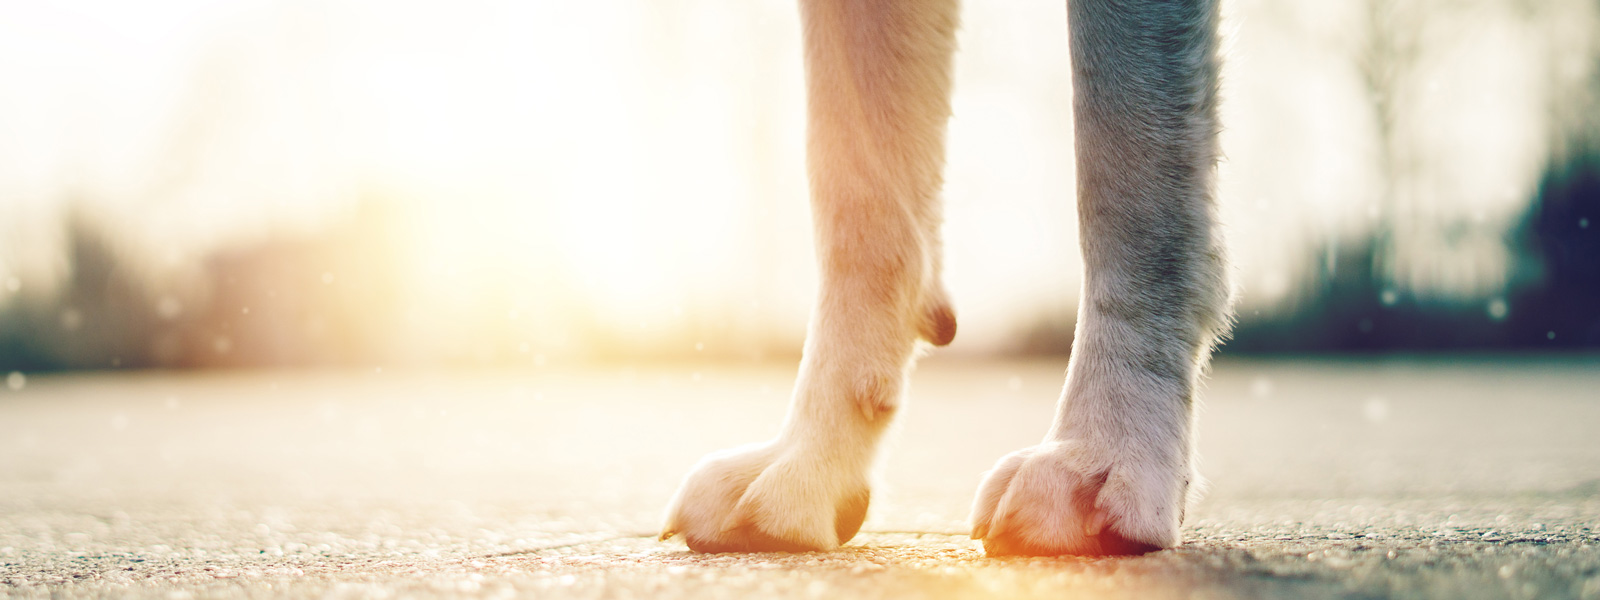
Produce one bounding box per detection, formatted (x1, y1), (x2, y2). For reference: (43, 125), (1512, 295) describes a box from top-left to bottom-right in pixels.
(970, 439), (1190, 557)
(661, 442), (870, 553)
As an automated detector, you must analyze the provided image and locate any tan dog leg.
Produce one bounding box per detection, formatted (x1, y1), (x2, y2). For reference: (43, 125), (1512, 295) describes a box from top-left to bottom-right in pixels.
(662, 0), (959, 552)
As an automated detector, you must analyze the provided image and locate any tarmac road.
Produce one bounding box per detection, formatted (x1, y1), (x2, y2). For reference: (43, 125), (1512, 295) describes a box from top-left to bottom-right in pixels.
(2, 356), (1598, 599)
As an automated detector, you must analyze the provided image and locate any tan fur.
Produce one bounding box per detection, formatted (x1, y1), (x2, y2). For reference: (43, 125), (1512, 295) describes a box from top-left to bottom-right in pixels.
(661, 0), (959, 553)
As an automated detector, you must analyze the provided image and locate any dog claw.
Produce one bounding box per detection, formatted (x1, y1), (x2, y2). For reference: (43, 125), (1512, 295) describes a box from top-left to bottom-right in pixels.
(1083, 509), (1108, 537)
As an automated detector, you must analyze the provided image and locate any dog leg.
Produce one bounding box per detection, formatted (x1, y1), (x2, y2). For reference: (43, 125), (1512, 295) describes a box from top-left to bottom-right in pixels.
(971, 0), (1231, 556)
(662, 0), (959, 552)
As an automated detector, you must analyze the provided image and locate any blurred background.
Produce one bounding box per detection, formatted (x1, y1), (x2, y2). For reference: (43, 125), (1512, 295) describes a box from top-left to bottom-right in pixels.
(0, 0), (1596, 371)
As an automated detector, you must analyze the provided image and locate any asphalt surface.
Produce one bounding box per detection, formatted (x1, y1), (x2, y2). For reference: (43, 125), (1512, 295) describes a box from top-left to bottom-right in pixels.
(2, 357), (1598, 599)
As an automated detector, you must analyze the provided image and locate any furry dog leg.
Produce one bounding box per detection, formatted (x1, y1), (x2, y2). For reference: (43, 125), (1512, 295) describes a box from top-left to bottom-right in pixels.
(662, 0), (959, 552)
(971, 0), (1232, 556)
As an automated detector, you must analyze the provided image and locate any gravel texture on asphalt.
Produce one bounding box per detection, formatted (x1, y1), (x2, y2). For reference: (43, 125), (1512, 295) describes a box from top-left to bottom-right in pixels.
(2, 357), (1598, 599)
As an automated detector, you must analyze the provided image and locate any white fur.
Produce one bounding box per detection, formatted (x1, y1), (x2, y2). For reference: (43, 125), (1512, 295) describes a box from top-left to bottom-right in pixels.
(664, 0), (1230, 556)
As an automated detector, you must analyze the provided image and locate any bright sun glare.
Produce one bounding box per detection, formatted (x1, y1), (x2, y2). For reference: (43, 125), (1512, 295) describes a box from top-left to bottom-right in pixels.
(0, 0), (1593, 362)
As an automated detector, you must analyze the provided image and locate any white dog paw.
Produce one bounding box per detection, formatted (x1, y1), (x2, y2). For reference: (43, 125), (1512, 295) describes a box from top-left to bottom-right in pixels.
(969, 439), (1191, 556)
(661, 442), (870, 553)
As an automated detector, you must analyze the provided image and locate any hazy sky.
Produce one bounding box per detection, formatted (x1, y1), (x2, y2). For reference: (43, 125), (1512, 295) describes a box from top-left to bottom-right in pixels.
(0, 0), (1593, 355)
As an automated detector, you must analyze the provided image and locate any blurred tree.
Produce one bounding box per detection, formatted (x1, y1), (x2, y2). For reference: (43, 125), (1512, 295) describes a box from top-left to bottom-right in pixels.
(1229, 148), (1600, 352)
(1508, 149), (1600, 346)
